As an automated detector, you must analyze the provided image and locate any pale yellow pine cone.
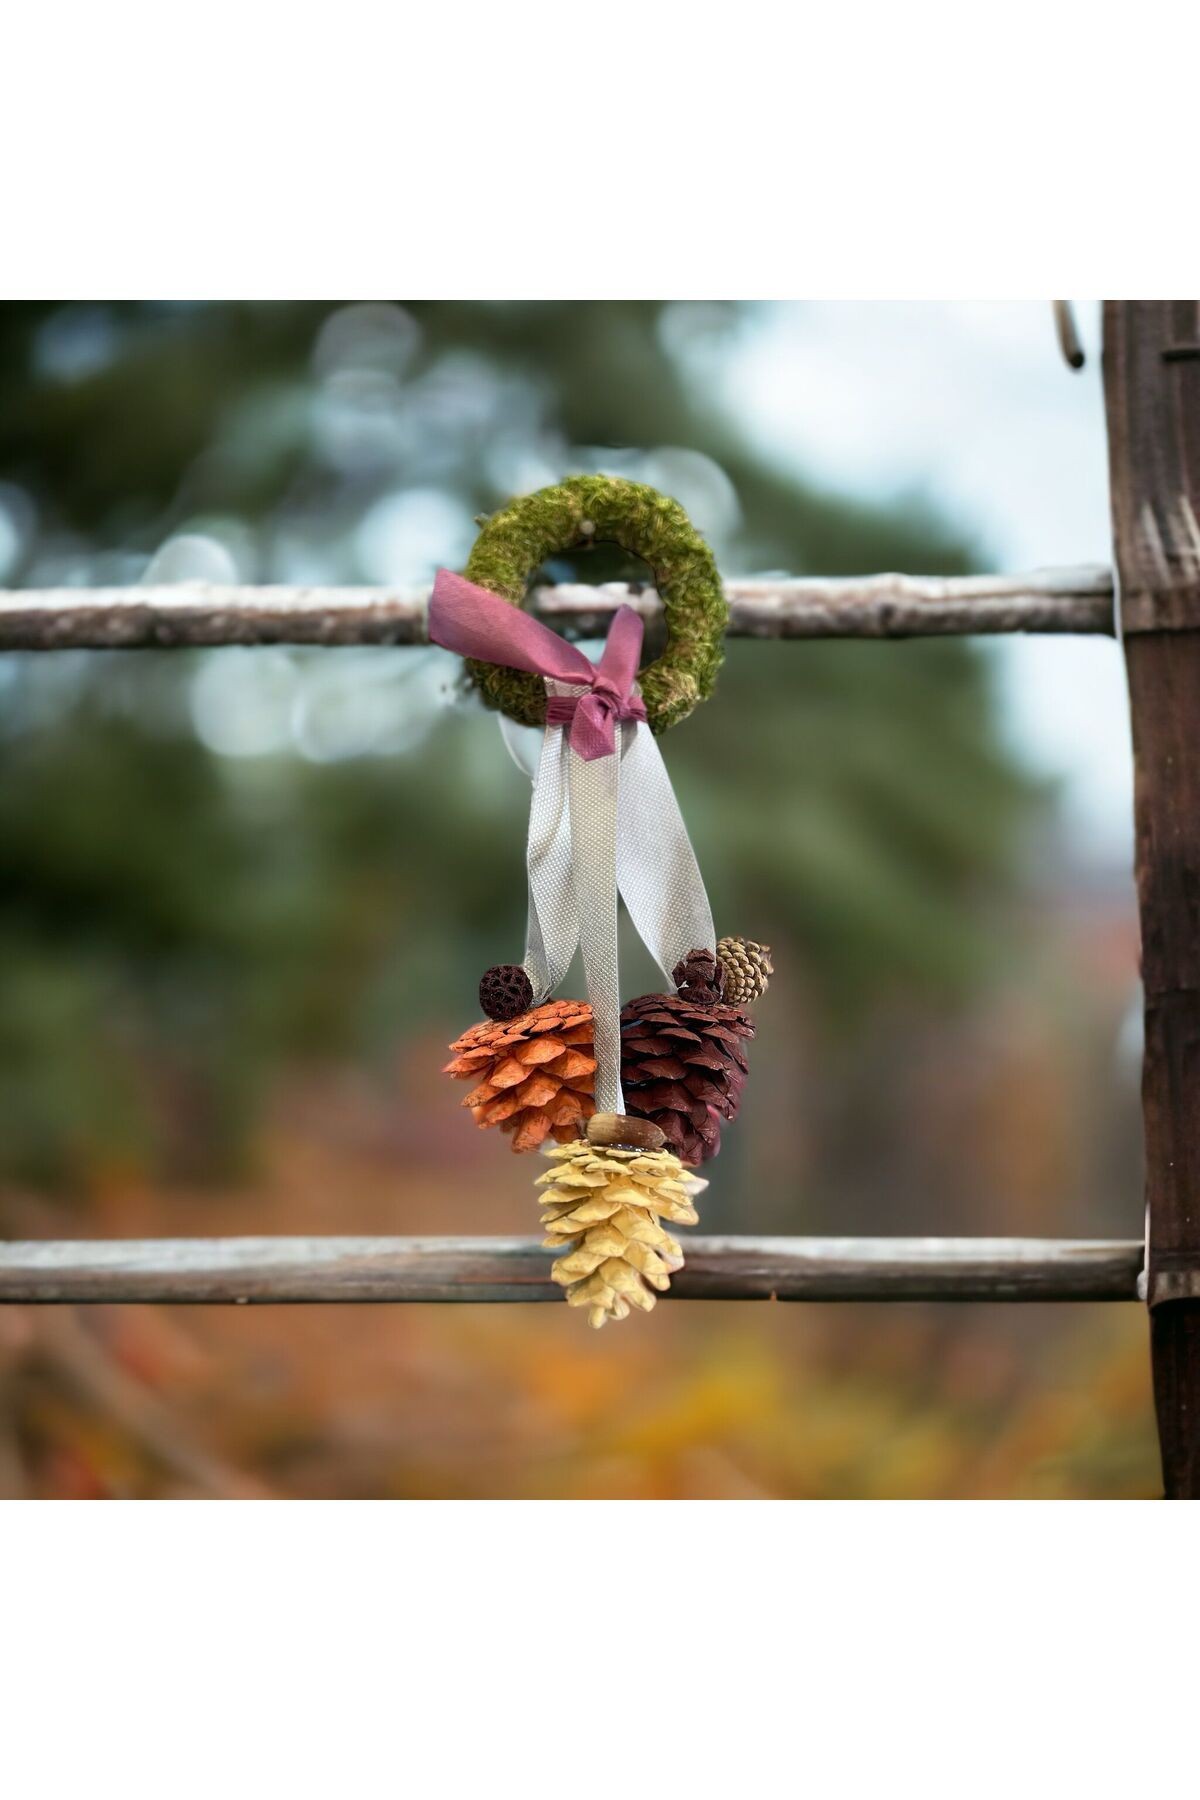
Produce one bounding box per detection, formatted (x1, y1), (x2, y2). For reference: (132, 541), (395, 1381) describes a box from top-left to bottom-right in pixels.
(535, 1141), (707, 1329)
(715, 935), (773, 1006)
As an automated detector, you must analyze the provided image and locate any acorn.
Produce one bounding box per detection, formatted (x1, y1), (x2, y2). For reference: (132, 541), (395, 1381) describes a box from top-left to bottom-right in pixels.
(585, 1111), (666, 1153)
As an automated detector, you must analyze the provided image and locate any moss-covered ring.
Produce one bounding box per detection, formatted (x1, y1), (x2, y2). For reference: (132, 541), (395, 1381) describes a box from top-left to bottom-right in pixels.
(460, 474), (727, 734)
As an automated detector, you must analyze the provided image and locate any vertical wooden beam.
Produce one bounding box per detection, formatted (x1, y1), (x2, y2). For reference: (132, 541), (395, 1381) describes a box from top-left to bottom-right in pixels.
(1104, 299), (1200, 1498)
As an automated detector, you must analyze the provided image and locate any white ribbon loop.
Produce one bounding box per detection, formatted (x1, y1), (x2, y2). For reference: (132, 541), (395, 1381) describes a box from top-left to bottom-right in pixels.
(567, 708), (623, 1114)
(524, 700), (577, 1003)
(515, 680), (715, 1120)
(615, 723), (715, 988)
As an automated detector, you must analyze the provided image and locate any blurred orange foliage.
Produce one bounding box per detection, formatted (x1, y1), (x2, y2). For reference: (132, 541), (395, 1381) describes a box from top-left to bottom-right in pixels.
(0, 1055), (1158, 1500)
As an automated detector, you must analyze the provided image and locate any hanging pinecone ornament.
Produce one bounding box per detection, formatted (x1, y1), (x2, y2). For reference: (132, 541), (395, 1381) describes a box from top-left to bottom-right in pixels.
(538, 1115), (707, 1328)
(443, 1000), (596, 1151)
(716, 936), (773, 1007)
(429, 477), (732, 1326)
(620, 951), (756, 1164)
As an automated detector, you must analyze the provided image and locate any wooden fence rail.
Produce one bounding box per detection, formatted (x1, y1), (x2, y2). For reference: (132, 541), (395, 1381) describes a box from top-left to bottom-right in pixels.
(0, 566), (1114, 650)
(0, 1236), (1144, 1305)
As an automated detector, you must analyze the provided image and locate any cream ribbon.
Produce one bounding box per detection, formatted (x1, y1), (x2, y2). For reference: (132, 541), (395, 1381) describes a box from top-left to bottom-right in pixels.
(503, 678), (715, 1115)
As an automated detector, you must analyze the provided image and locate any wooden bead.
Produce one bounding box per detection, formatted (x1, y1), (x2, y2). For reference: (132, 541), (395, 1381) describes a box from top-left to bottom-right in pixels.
(585, 1111), (666, 1153)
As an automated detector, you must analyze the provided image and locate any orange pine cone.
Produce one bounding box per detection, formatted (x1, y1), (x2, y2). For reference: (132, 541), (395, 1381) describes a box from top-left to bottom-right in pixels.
(443, 999), (597, 1152)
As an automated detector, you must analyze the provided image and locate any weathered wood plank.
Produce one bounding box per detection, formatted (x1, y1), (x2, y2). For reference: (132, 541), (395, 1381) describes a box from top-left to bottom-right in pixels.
(0, 1236), (1143, 1304)
(1106, 299), (1200, 1498)
(0, 568), (1115, 651)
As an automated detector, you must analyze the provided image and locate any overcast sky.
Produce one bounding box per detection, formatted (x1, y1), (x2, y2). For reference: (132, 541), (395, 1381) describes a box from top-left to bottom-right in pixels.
(724, 301), (1132, 870)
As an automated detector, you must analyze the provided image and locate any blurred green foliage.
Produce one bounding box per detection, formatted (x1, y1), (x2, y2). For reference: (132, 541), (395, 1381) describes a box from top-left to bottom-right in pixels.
(0, 301), (1037, 1187)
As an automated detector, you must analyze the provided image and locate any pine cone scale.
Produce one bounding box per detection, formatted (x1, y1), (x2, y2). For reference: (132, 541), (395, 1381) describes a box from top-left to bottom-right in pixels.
(686, 1076), (730, 1108)
(478, 1092), (523, 1124)
(631, 1055), (689, 1080)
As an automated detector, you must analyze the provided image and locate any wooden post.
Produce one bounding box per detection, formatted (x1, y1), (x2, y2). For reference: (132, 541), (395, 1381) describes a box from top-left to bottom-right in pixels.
(1104, 300), (1200, 1497)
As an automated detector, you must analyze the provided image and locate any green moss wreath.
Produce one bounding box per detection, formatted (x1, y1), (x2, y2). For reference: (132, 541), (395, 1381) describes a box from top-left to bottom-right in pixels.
(459, 474), (727, 734)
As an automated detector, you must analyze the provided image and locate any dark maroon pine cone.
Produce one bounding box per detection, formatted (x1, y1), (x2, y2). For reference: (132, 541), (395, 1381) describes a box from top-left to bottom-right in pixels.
(619, 990), (754, 1164)
(478, 963), (534, 1022)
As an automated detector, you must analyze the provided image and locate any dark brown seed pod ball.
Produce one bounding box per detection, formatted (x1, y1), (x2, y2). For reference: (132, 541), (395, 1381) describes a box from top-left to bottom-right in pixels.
(478, 964), (534, 1022)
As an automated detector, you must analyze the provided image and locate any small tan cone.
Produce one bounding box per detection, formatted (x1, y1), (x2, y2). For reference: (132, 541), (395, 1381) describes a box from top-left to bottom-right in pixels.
(535, 1133), (707, 1330)
(716, 936), (773, 1007)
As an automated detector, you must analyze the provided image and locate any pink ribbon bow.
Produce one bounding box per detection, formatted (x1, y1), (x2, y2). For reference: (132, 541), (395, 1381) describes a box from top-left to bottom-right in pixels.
(428, 568), (647, 760)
